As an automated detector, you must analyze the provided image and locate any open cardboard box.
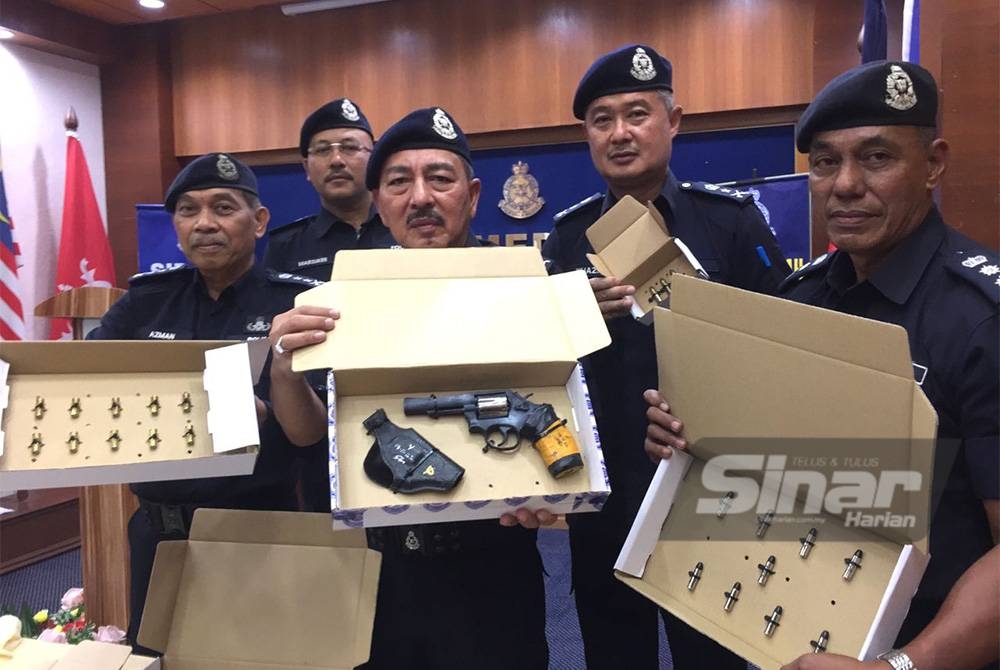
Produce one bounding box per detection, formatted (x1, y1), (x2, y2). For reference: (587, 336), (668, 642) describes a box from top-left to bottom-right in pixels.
(585, 195), (706, 325)
(0, 341), (267, 490)
(615, 275), (937, 669)
(0, 639), (159, 670)
(138, 509), (379, 669)
(292, 247), (612, 528)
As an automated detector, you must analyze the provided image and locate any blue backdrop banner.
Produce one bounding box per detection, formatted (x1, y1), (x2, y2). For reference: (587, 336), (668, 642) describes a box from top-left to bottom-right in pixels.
(136, 125), (810, 273)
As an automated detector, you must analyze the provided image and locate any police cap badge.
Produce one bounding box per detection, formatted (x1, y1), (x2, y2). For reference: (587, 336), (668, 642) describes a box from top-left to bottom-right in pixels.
(573, 44), (673, 120)
(795, 61), (938, 153)
(299, 97), (373, 156)
(365, 107), (471, 190)
(164, 153), (259, 213)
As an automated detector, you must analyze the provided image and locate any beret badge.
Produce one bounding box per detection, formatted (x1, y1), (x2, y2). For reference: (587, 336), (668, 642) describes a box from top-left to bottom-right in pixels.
(630, 47), (657, 82)
(432, 108), (458, 140)
(215, 154), (239, 182)
(341, 98), (360, 122)
(885, 65), (918, 111)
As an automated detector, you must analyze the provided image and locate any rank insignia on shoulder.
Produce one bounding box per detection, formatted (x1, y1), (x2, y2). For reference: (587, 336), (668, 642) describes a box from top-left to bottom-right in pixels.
(269, 270), (324, 287)
(679, 181), (753, 203)
(948, 251), (1000, 303)
(554, 192), (602, 224)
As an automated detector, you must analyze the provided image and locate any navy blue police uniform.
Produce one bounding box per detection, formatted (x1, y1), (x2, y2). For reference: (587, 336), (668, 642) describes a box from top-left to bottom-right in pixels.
(545, 42), (790, 670)
(263, 98), (393, 510)
(356, 107), (549, 670)
(780, 210), (999, 659)
(87, 152), (325, 653)
(89, 264), (323, 651)
(788, 59), (998, 669)
(543, 175), (789, 670)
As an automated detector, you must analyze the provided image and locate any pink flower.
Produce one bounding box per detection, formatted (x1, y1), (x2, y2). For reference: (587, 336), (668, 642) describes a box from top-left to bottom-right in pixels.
(60, 588), (84, 611)
(95, 625), (127, 644)
(37, 628), (67, 644)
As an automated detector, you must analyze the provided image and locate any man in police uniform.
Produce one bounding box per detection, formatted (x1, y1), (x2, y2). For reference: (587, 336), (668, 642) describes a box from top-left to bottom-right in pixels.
(89, 153), (328, 652)
(263, 98), (393, 511)
(541, 44), (790, 670)
(357, 107), (549, 670)
(645, 61), (999, 670)
(263, 97), (394, 282)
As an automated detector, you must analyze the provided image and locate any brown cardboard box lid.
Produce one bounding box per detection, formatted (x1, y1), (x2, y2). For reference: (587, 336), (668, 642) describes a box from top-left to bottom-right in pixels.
(0, 639), (159, 670)
(656, 274), (936, 549)
(138, 509), (379, 670)
(584, 195), (671, 282)
(291, 247), (610, 375)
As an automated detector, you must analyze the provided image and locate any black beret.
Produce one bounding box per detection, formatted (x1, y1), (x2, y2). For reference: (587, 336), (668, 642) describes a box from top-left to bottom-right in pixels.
(365, 107), (471, 190)
(164, 153), (258, 213)
(795, 60), (938, 152)
(573, 44), (673, 120)
(299, 98), (373, 156)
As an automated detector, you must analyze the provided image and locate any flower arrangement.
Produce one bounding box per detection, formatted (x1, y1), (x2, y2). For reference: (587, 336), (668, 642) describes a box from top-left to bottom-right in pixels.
(1, 588), (126, 646)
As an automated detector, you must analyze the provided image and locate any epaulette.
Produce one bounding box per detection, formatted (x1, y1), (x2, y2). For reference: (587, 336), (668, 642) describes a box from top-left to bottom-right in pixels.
(128, 265), (193, 286)
(778, 252), (833, 292)
(267, 215), (315, 239)
(554, 192), (602, 225)
(678, 181), (754, 204)
(266, 269), (325, 288)
(945, 250), (1000, 304)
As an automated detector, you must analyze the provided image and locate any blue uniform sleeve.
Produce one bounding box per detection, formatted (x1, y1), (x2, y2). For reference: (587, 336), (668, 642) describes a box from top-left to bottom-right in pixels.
(85, 291), (133, 340)
(958, 314), (1000, 499)
(731, 204), (791, 296)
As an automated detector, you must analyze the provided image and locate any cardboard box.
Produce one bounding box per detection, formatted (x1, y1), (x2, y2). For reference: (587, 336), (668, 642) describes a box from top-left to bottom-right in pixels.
(615, 274), (937, 669)
(0, 341), (266, 490)
(138, 509), (379, 669)
(0, 638), (159, 670)
(585, 195), (706, 324)
(292, 247), (612, 528)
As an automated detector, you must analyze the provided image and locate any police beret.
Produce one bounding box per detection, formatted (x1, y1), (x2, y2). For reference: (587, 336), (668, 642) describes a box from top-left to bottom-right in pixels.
(365, 107), (471, 190)
(573, 44), (673, 120)
(164, 153), (258, 213)
(795, 60), (938, 152)
(299, 98), (373, 156)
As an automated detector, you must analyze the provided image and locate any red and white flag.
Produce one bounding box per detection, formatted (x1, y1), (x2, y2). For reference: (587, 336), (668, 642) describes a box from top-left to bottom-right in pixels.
(50, 132), (116, 339)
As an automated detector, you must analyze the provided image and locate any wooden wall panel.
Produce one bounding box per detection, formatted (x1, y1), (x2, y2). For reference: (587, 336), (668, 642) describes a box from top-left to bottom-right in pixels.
(170, 0), (817, 156)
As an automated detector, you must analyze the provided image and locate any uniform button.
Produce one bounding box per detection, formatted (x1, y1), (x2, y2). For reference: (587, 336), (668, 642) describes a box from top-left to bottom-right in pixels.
(449, 529), (460, 538)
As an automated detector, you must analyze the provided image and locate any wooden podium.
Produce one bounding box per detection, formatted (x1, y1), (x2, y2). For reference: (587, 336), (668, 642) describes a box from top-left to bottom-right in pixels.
(35, 285), (134, 630)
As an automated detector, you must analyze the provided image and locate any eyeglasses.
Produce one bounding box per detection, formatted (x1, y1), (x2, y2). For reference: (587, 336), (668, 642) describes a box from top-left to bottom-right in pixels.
(307, 141), (372, 159)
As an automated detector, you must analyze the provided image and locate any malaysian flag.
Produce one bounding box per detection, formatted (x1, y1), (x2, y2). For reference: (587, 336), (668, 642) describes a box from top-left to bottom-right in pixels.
(0, 149), (27, 340)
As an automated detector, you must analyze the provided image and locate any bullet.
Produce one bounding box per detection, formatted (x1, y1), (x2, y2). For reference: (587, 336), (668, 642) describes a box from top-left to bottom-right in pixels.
(723, 582), (741, 612)
(799, 527), (818, 558)
(763, 606), (783, 637)
(717, 491), (735, 518)
(843, 550), (863, 581)
(687, 562), (703, 591)
(33, 396), (47, 420)
(811, 630), (829, 653)
(756, 510), (774, 538)
(757, 555), (776, 586)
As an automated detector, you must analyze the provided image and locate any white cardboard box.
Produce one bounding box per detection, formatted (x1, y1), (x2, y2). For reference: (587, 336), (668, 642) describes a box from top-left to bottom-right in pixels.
(615, 275), (936, 669)
(0, 341), (265, 490)
(291, 247), (613, 529)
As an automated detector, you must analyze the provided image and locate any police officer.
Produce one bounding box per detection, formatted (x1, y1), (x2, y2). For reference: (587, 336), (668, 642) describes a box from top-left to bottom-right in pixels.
(359, 107), (549, 670)
(88, 153), (328, 652)
(263, 97), (394, 282)
(542, 44), (790, 670)
(263, 98), (393, 511)
(646, 61), (999, 670)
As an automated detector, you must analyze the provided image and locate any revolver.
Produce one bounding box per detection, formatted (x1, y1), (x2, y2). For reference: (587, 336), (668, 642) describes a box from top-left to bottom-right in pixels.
(402, 390), (584, 479)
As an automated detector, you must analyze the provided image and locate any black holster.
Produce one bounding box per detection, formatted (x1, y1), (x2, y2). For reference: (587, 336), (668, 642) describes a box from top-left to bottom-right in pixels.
(363, 408), (465, 494)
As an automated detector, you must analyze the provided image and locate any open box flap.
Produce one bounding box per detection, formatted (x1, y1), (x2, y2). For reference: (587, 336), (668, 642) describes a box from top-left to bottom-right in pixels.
(292, 248), (608, 374)
(140, 510), (378, 669)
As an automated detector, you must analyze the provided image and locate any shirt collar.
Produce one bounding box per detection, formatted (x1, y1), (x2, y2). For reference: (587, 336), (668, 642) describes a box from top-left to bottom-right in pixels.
(600, 171), (677, 215)
(826, 207), (946, 304)
(193, 262), (266, 311)
(315, 204), (379, 237)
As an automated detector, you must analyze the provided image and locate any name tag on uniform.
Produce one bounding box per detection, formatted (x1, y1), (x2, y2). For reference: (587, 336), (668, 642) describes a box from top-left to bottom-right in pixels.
(297, 257), (330, 268)
(148, 330), (177, 340)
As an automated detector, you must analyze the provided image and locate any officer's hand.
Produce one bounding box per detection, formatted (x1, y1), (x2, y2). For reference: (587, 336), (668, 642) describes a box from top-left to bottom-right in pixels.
(644, 389), (687, 462)
(269, 305), (339, 372)
(780, 654), (880, 670)
(590, 276), (635, 320)
(499, 508), (557, 529)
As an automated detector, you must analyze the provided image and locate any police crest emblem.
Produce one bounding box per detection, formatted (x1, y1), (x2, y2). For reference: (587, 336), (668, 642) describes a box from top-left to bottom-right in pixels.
(341, 98), (360, 121)
(498, 161), (545, 220)
(432, 108), (458, 140)
(216, 154), (239, 181)
(630, 47), (656, 82)
(885, 65), (917, 111)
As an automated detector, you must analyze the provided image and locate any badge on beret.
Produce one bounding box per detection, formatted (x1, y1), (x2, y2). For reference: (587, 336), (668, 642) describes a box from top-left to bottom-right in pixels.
(341, 99), (360, 122)
(432, 108), (458, 140)
(885, 65), (917, 111)
(630, 47), (656, 82)
(216, 154), (239, 181)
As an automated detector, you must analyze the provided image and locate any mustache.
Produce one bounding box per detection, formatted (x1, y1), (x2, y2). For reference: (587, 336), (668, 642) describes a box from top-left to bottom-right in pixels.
(188, 234), (227, 247)
(406, 208), (445, 226)
(325, 170), (354, 182)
